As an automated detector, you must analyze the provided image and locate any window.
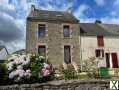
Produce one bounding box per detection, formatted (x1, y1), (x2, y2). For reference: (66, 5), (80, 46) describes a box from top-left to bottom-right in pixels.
(63, 25), (70, 37)
(38, 24), (46, 37)
(38, 45), (46, 58)
(95, 49), (104, 58)
(64, 45), (71, 64)
(97, 36), (104, 47)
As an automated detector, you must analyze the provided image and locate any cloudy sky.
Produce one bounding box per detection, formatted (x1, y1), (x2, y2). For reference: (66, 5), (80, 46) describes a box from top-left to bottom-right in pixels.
(0, 0), (119, 53)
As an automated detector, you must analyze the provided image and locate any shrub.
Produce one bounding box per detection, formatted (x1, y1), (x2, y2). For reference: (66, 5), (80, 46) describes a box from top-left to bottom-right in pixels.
(5, 54), (54, 84)
(63, 68), (78, 80)
(0, 64), (8, 85)
(82, 57), (100, 78)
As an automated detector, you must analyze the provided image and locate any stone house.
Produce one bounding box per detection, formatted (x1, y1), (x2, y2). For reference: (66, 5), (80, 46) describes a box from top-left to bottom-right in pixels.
(26, 5), (80, 67)
(80, 21), (119, 69)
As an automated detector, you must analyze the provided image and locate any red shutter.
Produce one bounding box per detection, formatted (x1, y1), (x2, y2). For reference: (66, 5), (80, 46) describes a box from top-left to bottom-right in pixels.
(97, 36), (104, 47)
(111, 53), (118, 68)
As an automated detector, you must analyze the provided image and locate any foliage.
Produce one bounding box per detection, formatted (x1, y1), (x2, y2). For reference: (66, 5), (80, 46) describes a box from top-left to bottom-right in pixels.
(63, 68), (78, 80)
(60, 64), (79, 80)
(82, 57), (100, 78)
(0, 64), (8, 85)
(82, 57), (99, 72)
(5, 54), (54, 84)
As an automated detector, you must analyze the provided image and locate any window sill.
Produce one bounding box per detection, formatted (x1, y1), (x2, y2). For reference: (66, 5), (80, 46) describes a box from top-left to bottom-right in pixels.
(63, 36), (72, 39)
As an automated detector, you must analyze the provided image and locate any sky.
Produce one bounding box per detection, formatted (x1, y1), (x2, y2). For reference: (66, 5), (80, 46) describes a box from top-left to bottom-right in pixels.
(0, 0), (119, 53)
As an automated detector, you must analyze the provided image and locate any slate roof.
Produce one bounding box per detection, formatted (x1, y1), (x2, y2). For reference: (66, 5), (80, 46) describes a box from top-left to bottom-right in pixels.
(27, 9), (79, 23)
(80, 23), (119, 36)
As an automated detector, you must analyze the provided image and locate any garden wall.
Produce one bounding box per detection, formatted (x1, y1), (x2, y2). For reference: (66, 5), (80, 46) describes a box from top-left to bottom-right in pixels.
(0, 80), (111, 90)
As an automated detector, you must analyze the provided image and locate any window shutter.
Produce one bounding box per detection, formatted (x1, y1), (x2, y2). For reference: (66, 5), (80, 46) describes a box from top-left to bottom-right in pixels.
(97, 36), (104, 47)
(111, 53), (118, 68)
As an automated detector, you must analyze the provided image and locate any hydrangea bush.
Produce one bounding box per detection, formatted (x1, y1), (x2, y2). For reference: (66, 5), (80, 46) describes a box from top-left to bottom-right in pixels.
(5, 54), (54, 84)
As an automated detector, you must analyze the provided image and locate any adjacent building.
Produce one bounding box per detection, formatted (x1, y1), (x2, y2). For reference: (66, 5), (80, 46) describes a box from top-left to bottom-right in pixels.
(0, 46), (8, 60)
(26, 5), (80, 67)
(80, 21), (119, 68)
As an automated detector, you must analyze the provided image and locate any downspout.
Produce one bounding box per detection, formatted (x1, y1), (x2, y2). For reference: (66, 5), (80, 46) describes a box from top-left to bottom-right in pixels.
(79, 24), (83, 71)
(80, 35), (83, 71)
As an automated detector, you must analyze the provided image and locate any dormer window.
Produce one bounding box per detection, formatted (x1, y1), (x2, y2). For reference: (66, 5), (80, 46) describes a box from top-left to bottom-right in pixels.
(38, 24), (46, 37)
(63, 25), (70, 37)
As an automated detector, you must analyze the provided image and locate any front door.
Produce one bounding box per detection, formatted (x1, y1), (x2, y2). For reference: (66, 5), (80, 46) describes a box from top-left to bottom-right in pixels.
(105, 53), (110, 68)
(111, 53), (118, 68)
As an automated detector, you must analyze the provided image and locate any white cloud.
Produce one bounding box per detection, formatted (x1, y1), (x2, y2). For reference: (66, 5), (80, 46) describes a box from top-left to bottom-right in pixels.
(114, 0), (119, 6)
(94, 0), (105, 6)
(0, 0), (25, 53)
(74, 4), (89, 19)
(110, 11), (117, 17)
(100, 17), (119, 24)
(0, 0), (9, 4)
(80, 18), (96, 23)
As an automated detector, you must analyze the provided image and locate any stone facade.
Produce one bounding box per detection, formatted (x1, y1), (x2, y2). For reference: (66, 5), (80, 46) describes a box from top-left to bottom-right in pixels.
(0, 80), (110, 90)
(26, 19), (80, 67)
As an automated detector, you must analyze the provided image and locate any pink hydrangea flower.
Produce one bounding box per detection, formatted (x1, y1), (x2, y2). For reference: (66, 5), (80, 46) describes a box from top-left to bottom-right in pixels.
(42, 68), (50, 77)
(43, 63), (50, 69)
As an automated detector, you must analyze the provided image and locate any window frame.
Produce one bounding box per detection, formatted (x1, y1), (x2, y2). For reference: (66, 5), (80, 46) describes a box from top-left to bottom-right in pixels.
(38, 24), (46, 38)
(64, 45), (71, 64)
(38, 45), (46, 58)
(63, 25), (70, 37)
(95, 49), (104, 58)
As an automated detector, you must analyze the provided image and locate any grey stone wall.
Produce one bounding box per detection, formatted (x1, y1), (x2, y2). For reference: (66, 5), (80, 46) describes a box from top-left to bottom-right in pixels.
(0, 80), (110, 90)
(26, 20), (80, 67)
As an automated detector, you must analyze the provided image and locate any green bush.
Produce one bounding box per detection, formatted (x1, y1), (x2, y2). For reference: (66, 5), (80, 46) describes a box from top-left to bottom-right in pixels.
(4, 54), (55, 85)
(63, 68), (78, 80)
(0, 64), (8, 85)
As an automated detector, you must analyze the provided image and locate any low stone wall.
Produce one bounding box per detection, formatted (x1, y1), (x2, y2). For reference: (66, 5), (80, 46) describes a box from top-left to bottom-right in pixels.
(0, 80), (111, 90)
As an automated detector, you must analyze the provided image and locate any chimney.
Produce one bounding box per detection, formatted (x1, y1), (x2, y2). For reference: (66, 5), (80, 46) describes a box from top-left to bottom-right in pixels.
(95, 20), (102, 24)
(31, 5), (35, 11)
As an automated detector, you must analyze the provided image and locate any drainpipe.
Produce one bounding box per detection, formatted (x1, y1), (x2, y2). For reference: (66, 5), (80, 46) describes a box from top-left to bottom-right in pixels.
(79, 25), (83, 71)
